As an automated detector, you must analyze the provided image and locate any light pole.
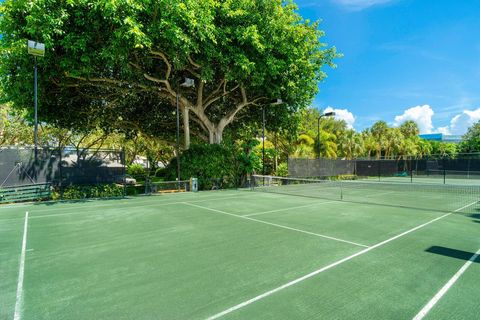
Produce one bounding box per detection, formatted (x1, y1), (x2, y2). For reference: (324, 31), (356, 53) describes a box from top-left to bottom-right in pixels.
(176, 77), (195, 187)
(317, 111), (335, 159)
(262, 99), (283, 176)
(27, 40), (45, 161)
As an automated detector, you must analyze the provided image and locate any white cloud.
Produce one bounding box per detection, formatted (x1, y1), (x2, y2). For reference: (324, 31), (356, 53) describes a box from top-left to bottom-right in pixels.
(436, 126), (451, 135)
(438, 108), (480, 135)
(394, 105), (434, 134)
(325, 107), (356, 129)
(331, 0), (394, 10)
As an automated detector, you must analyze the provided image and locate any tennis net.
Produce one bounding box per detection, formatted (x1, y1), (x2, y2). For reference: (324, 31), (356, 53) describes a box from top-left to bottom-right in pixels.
(145, 180), (191, 194)
(251, 175), (479, 214)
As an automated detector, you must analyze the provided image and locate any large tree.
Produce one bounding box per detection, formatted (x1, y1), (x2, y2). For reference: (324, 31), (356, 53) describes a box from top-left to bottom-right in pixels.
(0, 0), (338, 146)
(459, 121), (480, 153)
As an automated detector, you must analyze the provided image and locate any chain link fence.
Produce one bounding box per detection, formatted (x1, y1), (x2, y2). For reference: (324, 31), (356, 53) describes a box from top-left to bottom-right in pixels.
(288, 156), (480, 184)
(0, 147), (125, 195)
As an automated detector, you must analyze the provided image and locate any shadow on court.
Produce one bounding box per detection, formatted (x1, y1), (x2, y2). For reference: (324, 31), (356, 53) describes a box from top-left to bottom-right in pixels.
(426, 246), (479, 263)
(31, 196), (127, 206)
(469, 213), (480, 219)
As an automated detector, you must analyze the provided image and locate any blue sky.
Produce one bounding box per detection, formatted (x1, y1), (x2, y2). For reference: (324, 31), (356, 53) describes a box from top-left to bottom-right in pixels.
(295, 0), (480, 135)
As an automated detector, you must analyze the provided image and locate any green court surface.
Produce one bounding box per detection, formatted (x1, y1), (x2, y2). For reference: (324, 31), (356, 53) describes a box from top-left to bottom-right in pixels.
(1, 188), (479, 320)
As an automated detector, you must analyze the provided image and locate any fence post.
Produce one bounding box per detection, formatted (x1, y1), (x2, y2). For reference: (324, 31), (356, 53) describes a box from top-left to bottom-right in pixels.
(443, 157), (446, 184)
(410, 159), (413, 183)
(122, 148), (127, 198)
(378, 160), (381, 181)
(59, 148), (63, 200)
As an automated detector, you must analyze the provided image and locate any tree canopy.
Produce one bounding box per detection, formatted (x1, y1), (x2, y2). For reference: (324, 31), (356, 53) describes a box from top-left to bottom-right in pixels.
(0, 0), (338, 145)
(459, 121), (480, 153)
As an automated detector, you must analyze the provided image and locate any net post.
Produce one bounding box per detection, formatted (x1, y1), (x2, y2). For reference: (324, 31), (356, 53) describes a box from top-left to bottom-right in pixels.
(340, 180), (343, 200)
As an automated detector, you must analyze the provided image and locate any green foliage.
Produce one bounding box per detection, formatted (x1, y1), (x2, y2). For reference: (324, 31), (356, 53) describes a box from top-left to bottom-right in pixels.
(239, 139), (262, 175)
(399, 120), (420, 138)
(52, 184), (124, 200)
(275, 162), (289, 177)
(459, 121), (480, 153)
(127, 163), (146, 178)
(429, 141), (457, 158)
(165, 144), (238, 190)
(0, 0), (338, 144)
(155, 167), (167, 178)
(336, 174), (357, 180)
(0, 103), (33, 146)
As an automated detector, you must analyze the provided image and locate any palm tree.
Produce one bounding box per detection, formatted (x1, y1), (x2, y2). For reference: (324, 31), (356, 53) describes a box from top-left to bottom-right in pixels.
(399, 120), (420, 138)
(316, 131), (338, 158)
(370, 121), (389, 158)
(384, 128), (403, 159)
(339, 129), (364, 159)
(292, 134), (316, 158)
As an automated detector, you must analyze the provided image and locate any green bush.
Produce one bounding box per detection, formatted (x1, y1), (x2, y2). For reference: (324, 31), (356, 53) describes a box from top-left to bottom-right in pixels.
(275, 163), (289, 177)
(336, 174), (357, 181)
(127, 163), (146, 178)
(155, 167), (167, 178)
(165, 144), (238, 190)
(52, 184), (124, 200)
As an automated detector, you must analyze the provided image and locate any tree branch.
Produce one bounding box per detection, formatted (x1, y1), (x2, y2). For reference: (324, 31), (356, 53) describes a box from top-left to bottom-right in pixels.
(150, 50), (172, 80)
(187, 56), (201, 69)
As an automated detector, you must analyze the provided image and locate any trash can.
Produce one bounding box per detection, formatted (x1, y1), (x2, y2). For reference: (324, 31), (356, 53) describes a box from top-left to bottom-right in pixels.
(191, 177), (198, 192)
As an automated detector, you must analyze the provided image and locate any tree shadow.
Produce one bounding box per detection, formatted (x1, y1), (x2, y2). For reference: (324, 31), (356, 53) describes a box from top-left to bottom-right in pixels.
(32, 196), (128, 206)
(425, 246), (479, 263)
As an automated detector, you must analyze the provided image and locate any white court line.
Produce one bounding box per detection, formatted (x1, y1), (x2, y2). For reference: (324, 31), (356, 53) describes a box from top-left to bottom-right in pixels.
(204, 200), (478, 320)
(29, 194), (252, 220)
(412, 248), (480, 320)
(13, 211), (29, 320)
(184, 202), (369, 248)
(0, 190), (248, 214)
(28, 192), (244, 213)
(244, 201), (338, 217)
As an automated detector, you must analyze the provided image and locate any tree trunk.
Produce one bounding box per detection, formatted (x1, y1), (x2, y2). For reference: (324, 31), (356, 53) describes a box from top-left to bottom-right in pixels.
(206, 124), (225, 144)
(210, 126), (223, 144)
(183, 107), (190, 149)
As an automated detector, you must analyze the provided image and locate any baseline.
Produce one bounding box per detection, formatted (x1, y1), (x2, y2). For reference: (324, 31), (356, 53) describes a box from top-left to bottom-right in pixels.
(28, 193), (254, 220)
(204, 201), (477, 320)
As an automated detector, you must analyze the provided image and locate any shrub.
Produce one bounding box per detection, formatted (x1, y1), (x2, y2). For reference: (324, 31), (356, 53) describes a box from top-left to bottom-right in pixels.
(52, 184), (124, 200)
(127, 163), (146, 178)
(155, 167), (167, 178)
(336, 174), (357, 180)
(165, 144), (238, 190)
(275, 163), (289, 177)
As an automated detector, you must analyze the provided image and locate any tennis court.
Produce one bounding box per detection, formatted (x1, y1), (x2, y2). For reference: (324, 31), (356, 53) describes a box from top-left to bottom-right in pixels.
(1, 177), (479, 320)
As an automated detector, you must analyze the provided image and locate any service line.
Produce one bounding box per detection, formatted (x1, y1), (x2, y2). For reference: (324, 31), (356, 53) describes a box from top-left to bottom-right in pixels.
(204, 200), (477, 320)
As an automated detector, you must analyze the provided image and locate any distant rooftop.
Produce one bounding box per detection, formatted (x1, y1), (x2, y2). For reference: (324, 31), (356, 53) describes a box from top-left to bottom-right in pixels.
(418, 133), (462, 143)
